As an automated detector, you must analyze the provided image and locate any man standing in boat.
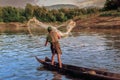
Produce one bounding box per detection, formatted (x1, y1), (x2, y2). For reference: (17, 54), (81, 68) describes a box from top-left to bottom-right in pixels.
(45, 27), (62, 68)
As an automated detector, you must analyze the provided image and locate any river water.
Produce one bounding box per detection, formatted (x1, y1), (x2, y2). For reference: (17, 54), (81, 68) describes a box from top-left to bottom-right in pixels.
(0, 29), (120, 80)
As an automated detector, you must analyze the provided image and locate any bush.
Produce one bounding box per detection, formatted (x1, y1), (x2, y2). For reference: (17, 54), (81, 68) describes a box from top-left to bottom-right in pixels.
(19, 16), (27, 23)
(0, 18), (3, 22)
(117, 7), (120, 12)
(100, 11), (120, 17)
(104, 0), (120, 10)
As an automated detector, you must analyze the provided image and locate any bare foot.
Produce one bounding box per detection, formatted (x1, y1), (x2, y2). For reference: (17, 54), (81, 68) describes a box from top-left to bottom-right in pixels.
(59, 65), (62, 68)
(51, 63), (54, 66)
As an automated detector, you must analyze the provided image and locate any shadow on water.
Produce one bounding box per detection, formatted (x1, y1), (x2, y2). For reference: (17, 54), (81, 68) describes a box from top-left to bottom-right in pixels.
(37, 66), (63, 80)
(37, 66), (83, 80)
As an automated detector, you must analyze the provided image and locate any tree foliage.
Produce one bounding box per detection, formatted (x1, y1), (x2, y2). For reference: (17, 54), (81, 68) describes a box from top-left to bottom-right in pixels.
(0, 4), (100, 22)
(2, 6), (19, 22)
(104, 0), (120, 10)
(25, 3), (34, 20)
(0, 7), (3, 22)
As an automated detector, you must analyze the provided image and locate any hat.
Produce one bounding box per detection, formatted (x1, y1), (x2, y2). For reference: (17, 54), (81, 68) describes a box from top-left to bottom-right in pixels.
(47, 26), (52, 32)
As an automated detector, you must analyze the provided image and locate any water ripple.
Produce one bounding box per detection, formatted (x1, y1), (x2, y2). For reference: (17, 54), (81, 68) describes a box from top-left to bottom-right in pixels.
(0, 31), (120, 80)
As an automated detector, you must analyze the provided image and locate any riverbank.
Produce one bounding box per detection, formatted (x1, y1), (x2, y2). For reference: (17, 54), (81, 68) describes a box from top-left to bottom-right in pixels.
(0, 22), (28, 33)
(0, 16), (120, 33)
(73, 15), (120, 31)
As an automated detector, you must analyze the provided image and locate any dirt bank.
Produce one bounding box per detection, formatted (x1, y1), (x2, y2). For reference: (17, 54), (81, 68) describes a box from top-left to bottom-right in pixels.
(0, 22), (28, 33)
(73, 16), (120, 31)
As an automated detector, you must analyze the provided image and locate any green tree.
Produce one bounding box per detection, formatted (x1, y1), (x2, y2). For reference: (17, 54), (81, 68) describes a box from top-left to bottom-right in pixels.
(25, 3), (34, 20)
(0, 7), (3, 22)
(65, 9), (75, 19)
(33, 6), (48, 21)
(45, 12), (56, 22)
(18, 8), (27, 22)
(56, 12), (67, 22)
(2, 6), (19, 22)
(104, 0), (120, 10)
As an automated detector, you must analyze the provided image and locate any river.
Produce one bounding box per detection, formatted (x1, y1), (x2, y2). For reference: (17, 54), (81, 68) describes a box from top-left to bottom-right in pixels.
(0, 29), (120, 80)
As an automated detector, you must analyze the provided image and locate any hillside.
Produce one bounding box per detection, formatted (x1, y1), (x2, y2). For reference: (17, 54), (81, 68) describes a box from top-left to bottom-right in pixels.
(46, 4), (79, 10)
(78, 0), (106, 8)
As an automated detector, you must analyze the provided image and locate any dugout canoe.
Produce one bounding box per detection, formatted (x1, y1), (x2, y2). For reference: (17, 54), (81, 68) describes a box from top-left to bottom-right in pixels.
(35, 56), (120, 80)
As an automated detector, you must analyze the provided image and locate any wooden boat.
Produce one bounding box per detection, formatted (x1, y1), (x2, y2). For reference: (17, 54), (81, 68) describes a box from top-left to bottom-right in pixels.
(35, 56), (120, 80)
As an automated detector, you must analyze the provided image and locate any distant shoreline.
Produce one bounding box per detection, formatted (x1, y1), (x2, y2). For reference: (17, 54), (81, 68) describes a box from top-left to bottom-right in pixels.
(0, 16), (120, 31)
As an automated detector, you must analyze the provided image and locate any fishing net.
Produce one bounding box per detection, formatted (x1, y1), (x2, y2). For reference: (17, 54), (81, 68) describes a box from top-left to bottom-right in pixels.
(27, 17), (76, 37)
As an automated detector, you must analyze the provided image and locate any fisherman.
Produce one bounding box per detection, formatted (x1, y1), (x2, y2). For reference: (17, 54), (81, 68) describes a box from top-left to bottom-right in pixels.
(45, 26), (62, 68)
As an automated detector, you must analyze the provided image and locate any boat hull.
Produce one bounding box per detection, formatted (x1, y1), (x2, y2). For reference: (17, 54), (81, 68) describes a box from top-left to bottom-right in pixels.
(35, 56), (120, 80)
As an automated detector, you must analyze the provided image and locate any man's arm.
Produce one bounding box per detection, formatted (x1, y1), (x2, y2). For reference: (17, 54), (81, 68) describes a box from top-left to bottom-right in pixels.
(44, 40), (48, 46)
(57, 32), (61, 39)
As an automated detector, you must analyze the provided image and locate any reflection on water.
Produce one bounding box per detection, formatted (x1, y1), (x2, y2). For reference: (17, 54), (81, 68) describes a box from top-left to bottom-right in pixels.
(0, 29), (120, 80)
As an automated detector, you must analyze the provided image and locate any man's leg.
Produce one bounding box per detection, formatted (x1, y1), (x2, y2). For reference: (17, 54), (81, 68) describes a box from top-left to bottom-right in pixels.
(57, 54), (62, 68)
(51, 53), (55, 65)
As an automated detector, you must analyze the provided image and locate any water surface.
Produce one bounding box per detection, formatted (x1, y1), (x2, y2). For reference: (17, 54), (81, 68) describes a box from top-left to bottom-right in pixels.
(0, 29), (120, 80)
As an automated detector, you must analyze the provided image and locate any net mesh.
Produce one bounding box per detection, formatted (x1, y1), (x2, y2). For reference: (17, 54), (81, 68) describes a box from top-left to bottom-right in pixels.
(27, 17), (76, 37)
